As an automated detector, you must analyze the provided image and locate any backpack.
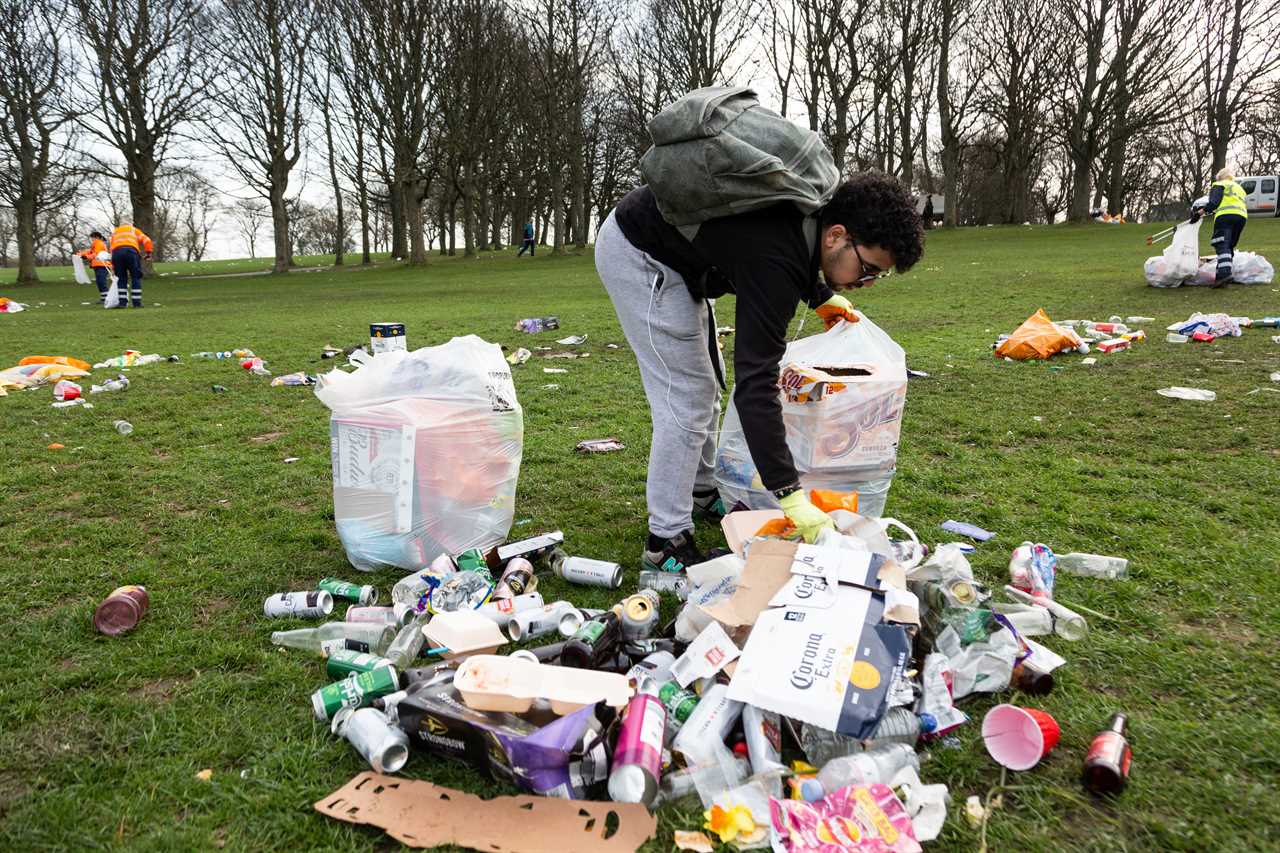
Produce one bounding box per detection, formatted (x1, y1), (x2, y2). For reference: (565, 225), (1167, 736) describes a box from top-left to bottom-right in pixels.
(640, 86), (840, 241)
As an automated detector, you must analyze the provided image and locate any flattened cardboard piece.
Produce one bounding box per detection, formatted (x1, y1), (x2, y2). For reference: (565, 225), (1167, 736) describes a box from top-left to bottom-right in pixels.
(701, 539), (797, 629)
(726, 585), (911, 739)
(721, 510), (785, 556)
(315, 772), (658, 853)
(769, 572), (838, 609)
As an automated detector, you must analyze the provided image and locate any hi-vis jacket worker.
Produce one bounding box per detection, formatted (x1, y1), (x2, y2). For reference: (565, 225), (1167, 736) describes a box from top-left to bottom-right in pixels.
(78, 231), (112, 304)
(1192, 167), (1248, 288)
(108, 222), (153, 308)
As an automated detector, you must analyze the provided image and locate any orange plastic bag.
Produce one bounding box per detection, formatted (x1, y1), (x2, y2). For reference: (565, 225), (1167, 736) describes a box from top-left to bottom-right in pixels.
(19, 355), (93, 372)
(994, 309), (1081, 360)
(808, 489), (859, 514)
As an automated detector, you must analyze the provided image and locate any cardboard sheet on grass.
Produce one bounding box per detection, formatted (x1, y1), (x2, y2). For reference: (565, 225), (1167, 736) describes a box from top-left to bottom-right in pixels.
(995, 309), (1082, 360)
(315, 772), (656, 852)
(705, 539), (913, 739)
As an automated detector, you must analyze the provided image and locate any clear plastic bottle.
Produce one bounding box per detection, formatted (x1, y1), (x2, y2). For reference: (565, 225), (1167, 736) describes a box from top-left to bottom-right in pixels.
(91, 375), (129, 394)
(270, 622), (396, 655)
(1056, 552), (1128, 580)
(805, 743), (920, 800)
(384, 612), (430, 669)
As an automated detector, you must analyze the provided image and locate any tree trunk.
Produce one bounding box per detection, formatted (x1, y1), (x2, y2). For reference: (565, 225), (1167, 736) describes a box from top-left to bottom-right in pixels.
(438, 198), (448, 256)
(358, 181), (371, 264)
(462, 168), (477, 258)
(269, 181), (292, 274)
(1068, 162), (1092, 222)
(550, 170), (565, 255)
(406, 179), (427, 265)
(390, 183), (407, 259)
(130, 161), (158, 272)
(14, 195), (38, 284)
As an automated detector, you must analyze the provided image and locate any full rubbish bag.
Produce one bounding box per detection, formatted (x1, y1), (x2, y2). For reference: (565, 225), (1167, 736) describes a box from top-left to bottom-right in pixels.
(1144, 220), (1201, 287)
(315, 336), (523, 572)
(1188, 250), (1274, 286)
(715, 314), (906, 518)
(994, 309), (1083, 360)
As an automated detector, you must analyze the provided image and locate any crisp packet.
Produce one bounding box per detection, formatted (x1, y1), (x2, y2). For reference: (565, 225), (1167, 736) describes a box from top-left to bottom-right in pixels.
(769, 783), (921, 852)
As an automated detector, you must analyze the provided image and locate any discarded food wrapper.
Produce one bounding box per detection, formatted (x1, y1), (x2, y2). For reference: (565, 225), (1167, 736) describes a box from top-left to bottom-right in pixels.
(315, 773), (656, 852)
(769, 783), (922, 852)
(670, 622), (741, 687)
(575, 437), (624, 453)
(940, 519), (995, 541)
(270, 371), (316, 387)
(453, 654), (631, 715)
(674, 830), (716, 852)
(1157, 387), (1216, 401)
(994, 309), (1084, 360)
(543, 367), (567, 374)
(555, 335), (587, 345)
(506, 348), (531, 365)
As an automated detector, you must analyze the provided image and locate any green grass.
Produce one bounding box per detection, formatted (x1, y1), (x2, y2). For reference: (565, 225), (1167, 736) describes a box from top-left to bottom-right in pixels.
(1, 219), (1278, 851)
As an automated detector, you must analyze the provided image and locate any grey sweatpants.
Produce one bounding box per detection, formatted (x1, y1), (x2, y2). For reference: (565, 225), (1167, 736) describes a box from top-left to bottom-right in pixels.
(595, 211), (721, 538)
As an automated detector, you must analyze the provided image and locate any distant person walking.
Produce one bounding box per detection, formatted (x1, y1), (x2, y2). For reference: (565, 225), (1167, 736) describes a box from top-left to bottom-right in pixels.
(78, 230), (112, 305)
(1192, 167), (1248, 287)
(517, 222), (536, 257)
(108, 221), (153, 308)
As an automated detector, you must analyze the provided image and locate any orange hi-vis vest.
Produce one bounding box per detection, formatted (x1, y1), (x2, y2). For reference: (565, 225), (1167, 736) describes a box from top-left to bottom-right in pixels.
(110, 225), (154, 254)
(79, 238), (111, 268)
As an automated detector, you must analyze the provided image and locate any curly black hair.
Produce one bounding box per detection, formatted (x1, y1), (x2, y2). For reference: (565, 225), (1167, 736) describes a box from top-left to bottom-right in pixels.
(819, 172), (925, 272)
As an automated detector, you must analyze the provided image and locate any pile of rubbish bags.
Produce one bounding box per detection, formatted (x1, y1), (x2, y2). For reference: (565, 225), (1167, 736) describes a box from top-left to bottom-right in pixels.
(1144, 220), (1274, 287)
(270, 501), (1126, 852)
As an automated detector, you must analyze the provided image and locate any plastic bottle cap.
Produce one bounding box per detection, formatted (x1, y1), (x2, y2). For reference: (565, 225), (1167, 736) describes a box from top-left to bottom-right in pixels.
(919, 712), (938, 733)
(800, 779), (825, 802)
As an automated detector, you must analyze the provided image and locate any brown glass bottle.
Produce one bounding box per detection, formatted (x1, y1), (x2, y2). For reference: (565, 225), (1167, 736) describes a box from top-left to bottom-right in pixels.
(1082, 712), (1132, 795)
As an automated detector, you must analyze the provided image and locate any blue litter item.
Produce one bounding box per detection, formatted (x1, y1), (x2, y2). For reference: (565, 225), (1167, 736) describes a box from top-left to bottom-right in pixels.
(940, 520), (996, 541)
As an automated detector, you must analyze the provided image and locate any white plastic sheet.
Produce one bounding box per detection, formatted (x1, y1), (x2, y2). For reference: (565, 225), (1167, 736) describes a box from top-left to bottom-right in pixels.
(315, 336), (523, 572)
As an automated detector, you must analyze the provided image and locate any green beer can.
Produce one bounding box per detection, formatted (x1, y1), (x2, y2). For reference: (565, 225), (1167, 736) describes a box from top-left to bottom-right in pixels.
(318, 577), (378, 605)
(311, 665), (399, 720)
(325, 648), (395, 680)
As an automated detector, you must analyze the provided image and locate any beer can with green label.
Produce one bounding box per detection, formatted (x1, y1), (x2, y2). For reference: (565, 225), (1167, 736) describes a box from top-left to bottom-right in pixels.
(318, 577), (378, 605)
(311, 665), (400, 720)
(325, 648), (395, 679)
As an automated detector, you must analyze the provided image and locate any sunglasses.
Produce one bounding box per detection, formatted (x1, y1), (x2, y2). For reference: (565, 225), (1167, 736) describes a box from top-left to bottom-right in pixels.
(850, 241), (892, 284)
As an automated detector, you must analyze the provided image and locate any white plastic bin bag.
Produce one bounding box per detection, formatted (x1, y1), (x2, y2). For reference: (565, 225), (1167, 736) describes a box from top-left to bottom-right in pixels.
(1144, 220), (1201, 287)
(315, 336), (523, 572)
(714, 314), (907, 518)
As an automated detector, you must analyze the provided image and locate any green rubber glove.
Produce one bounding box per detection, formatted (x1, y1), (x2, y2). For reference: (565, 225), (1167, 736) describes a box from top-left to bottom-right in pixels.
(778, 490), (835, 543)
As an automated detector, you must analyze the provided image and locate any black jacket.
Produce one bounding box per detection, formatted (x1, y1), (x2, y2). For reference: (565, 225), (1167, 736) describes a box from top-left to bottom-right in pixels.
(614, 185), (832, 492)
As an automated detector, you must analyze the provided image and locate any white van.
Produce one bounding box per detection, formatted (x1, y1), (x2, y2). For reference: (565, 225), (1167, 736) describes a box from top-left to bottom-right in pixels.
(1239, 175), (1278, 217)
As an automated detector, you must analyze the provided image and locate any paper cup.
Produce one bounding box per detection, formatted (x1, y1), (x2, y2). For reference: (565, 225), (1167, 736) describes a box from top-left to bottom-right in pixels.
(982, 704), (1060, 770)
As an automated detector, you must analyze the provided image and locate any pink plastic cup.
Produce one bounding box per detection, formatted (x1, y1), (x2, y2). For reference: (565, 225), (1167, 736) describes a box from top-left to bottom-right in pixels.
(982, 704), (1061, 770)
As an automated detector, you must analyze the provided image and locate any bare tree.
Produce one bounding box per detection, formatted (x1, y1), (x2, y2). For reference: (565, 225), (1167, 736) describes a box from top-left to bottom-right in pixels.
(229, 197), (269, 257)
(0, 0), (77, 284)
(203, 0), (318, 273)
(651, 0), (757, 91)
(976, 0), (1064, 223)
(935, 0), (982, 225)
(311, 60), (347, 266)
(1193, 0), (1280, 173)
(340, 0), (437, 265)
(174, 172), (217, 261)
(71, 0), (213, 266)
(0, 207), (13, 265)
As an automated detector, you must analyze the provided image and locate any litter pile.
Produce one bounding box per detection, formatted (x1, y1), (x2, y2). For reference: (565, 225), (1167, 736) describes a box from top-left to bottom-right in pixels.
(1163, 312), (1278, 343)
(256, 502), (1129, 851)
(992, 310), (1147, 360)
(0, 296), (28, 313)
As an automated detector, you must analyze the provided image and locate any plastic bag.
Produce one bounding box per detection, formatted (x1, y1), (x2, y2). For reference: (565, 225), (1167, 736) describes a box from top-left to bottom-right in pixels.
(315, 336), (523, 572)
(715, 315), (906, 518)
(1190, 250), (1274, 286)
(994, 309), (1083, 360)
(1144, 220), (1201, 287)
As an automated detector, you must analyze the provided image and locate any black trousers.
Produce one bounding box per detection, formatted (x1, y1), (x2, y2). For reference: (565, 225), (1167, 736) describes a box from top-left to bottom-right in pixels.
(1211, 214), (1246, 282)
(110, 246), (143, 305)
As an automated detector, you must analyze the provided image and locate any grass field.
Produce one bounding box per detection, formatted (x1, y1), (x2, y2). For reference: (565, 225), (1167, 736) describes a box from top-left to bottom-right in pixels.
(2, 218), (1278, 852)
